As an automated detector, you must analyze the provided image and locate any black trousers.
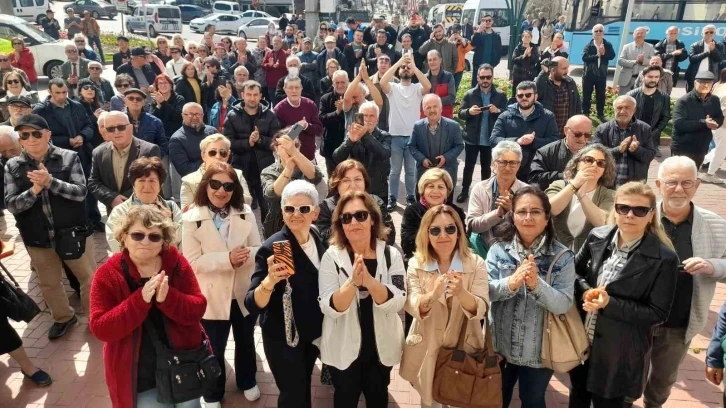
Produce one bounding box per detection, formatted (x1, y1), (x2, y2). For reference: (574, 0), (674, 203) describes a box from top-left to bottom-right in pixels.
(671, 149), (707, 169)
(263, 336), (318, 408)
(201, 300), (258, 403)
(328, 356), (392, 408)
(0, 316), (22, 355)
(323, 154), (337, 178)
(583, 76), (607, 116)
(568, 360), (632, 408)
(462, 144), (492, 193)
(247, 171), (269, 227)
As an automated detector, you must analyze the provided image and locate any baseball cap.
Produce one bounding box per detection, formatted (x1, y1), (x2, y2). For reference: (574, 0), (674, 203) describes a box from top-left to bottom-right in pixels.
(302, 37), (312, 44)
(14, 114), (49, 131)
(324, 36), (336, 43)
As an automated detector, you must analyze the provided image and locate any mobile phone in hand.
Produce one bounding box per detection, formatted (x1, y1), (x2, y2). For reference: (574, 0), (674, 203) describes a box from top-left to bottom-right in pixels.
(287, 123), (305, 140)
(353, 113), (365, 126)
(272, 240), (294, 275)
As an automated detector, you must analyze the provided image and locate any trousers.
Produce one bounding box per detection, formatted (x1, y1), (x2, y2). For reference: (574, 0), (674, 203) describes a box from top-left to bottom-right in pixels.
(583, 76), (607, 116)
(263, 337), (318, 408)
(461, 144), (492, 193)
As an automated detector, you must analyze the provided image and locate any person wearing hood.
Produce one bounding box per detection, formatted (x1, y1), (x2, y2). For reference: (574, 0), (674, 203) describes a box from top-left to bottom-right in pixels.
(419, 24), (458, 74)
(223, 80), (282, 220)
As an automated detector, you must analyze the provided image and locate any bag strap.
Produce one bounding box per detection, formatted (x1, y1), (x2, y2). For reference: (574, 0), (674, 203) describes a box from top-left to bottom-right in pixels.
(0, 263), (20, 288)
(544, 249), (569, 286)
(384, 245), (391, 270)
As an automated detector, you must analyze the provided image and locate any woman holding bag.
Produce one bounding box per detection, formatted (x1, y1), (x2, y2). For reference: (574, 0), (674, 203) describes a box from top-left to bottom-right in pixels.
(569, 182), (678, 407)
(182, 162), (262, 406)
(400, 205), (490, 408)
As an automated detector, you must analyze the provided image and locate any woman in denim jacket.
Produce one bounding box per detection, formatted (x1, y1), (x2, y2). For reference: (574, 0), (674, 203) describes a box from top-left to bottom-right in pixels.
(487, 186), (576, 408)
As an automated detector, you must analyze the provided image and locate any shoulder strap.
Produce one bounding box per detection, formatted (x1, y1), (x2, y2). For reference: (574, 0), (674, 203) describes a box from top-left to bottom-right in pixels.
(384, 245), (391, 270)
(545, 249), (569, 285)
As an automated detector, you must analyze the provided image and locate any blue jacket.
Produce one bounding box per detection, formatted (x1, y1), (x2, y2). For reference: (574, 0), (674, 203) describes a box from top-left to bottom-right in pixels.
(209, 97), (237, 130)
(80, 47), (101, 63)
(490, 102), (560, 180)
(487, 239), (575, 367)
(128, 110), (168, 157)
(316, 48), (347, 80)
(407, 117), (464, 184)
(708, 300), (726, 369)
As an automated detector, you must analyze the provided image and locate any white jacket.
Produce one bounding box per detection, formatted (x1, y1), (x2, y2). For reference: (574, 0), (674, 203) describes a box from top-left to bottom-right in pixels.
(318, 240), (407, 370)
(166, 57), (187, 78)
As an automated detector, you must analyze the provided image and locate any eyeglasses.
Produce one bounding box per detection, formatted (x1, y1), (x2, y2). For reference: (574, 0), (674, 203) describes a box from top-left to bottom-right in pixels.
(516, 92), (534, 99)
(614, 204), (653, 217)
(0, 58), (8, 62)
(65, 49), (78, 54)
(340, 210), (369, 224)
(12, 42), (22, 46)
(89, 67), (102, 71)
(705, 31), (715, 34)
(6, 79), (20, 85)
(19, 130), (44, 140)
(81, 84), (95, 91)
(105, 124), (129, 133)
(514, 209), (546, 219)
(580, 156), (606, 168)
(283, 205), (314, 215)
(206, 149), (229, 158)
(171, 50), (180, 54)
(340, 177), (365, 186)
(208, 179), (235, 192)
(126, 96), (144, 102)
(662, 179), (696, 190)
(117, 83), (131, 89)
(495, 159), (521, 168)
(429, 224), (457, 237)
(129, 232), (163, 243)
(567, 128), (592, 139)
(593, 29), (604, 33)
(183, 112), (203, 118)
(478, 75), (493, 80)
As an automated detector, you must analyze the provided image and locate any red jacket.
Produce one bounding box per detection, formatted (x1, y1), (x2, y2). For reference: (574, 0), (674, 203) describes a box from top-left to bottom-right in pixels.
(89, 247), (208, 408)
(262, 48), (288, 88)
(10, 48), (37, 84)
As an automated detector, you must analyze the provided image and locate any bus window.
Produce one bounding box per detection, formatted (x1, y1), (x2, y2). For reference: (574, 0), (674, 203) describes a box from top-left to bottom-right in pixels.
(480, 9), (509, 27)
(461, 8), (475, 25)
(683, 1), (726, 21)
(632, 2), (679, 21)
(572, 0), (624, 30)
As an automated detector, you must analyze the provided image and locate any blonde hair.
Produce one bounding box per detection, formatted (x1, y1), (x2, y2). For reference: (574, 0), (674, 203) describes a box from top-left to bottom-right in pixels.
(417, 168), (453, 195)
(113, 205), (177, 251)
(414, 205), (472, 266)
(607, 182), (675, 251)
(199, 133), (231, 154)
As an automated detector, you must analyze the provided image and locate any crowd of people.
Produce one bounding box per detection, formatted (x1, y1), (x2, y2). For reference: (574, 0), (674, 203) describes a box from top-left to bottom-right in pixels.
(0, 9), (726, 408)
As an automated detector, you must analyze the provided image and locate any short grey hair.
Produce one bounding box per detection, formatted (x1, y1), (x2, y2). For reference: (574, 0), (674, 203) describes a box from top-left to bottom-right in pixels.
(332, 70), (348, 82)
(286, 55), (301, 67)
(200, 133), (231, 153)
(492, 140), (522, 161)
(234, 65), (249, 76)
(666, 26), (678, 34)
(0, 125), (18, 143)
(422, 93), (442, 107)
(183, 102), (204, 113)
(427, 50), (442, 60)
(284, 75), (302, 87)
(281, 179), (319, 206)
(187, 40), (199, 48)
(88, 60), (103, 69)
(356, 82), (369, 96)
(100, 111), (129, 127)
(658, 156), (698, 180)
(703, 25), (717, 35)
(359, 101), (380, 117)
(633, 26), (647, 35)
(73, 33), (87, 42)
(613, 95), (637, 108)
(592, 24), (604, 34)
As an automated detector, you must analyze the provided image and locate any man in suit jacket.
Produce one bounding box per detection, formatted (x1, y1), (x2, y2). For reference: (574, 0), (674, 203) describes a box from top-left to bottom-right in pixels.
(61, 43), (90, 98)
(88, 111), (161, 211)
(617, 27), (655, 95)
(408, 94), (464, 199)
(685, 25), (725, 91)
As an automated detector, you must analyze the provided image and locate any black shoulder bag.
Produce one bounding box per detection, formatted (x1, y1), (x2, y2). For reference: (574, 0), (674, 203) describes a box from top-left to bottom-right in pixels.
(0, 258), (41, 323)
(55, 225), (93, 260)
(121, 259), (222, 403)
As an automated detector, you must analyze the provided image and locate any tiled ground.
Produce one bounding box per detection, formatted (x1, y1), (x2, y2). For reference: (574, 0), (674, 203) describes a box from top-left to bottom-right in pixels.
(2, 147), (726, 408)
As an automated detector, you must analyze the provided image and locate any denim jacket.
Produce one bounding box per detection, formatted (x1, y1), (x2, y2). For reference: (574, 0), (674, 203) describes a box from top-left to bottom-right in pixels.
(487, 239), (575, 368)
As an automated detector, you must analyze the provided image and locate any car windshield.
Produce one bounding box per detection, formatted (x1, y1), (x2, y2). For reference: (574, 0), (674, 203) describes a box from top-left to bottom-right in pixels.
(17, 21), (56, 43)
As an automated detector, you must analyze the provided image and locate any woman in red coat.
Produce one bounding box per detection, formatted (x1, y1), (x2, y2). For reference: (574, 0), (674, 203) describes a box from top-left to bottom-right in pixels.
(89, 205), (208, 408)
(9, 37), (37, 89)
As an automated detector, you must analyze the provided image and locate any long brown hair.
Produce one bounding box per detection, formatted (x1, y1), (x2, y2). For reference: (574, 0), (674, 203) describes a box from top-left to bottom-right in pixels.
(329, 159), (370, 195)
(414, 205), (472, 266)
(607, 182), (675, 251)
(329, 191), (389, 251)
(194, 162), (245, 212)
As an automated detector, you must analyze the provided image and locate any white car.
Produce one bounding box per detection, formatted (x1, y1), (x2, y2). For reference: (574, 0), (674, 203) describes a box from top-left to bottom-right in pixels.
(0, 14), (69, 78)
(238, 9), (273, 24)
(237, 17), (279, 40)
(190, 13), (243, 34)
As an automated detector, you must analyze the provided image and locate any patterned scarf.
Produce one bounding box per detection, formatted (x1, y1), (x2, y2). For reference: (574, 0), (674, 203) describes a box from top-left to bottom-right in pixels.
(283, 281), (299, 347)
(513, 233), (548, 261)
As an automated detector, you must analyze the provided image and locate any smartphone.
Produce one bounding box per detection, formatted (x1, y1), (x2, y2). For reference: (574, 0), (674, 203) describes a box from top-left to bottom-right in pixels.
(677, 264), (686, 273)
(272, 240), (294, 275)
(287, 123), (305, 140)
(480, 104), (491, 110)
(353, 112), (365, 126)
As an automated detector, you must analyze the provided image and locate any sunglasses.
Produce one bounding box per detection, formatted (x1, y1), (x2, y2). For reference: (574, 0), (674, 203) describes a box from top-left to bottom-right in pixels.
(105, 124), (129, 133)
(129, 232), (163, 243)
(429, 224), (457, 237)
(478, 75), (493, 80)
(283, 205), (314, 215)
(65, 49), (78, 53)
(117, 83), (131, 89)
(75, 40), (85, 44)
(0, 58), (8, 62)
(19, 130), (44, 140)
(594, 29), (604, 33)
(209, 179), (235, 192)
(614, 204), (652, 217)
(126, 96), (144, 102)
(568, 128), (592, 139)
(340, 210), (369, 224)
(171, 50), (180, 54)
(516, 92), (534, 99)
(81, 84), (95, 90)
(206, 149), (229, 158)
(6, 79), (20, 85)
(12, 42), (22, 46)
(89, 66), (102, 71)
(581, 156), (606, 168)
(705, 31), (715, 34)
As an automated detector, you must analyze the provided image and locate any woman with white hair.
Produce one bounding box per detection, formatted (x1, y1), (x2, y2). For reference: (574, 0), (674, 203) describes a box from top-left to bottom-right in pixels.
(245, 179), (327, 408)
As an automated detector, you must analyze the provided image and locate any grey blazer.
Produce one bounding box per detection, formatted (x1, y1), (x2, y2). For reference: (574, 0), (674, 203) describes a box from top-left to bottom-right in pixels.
(617, 41), (655, 86)
(60, 57), (91, 88)
(88, 137), (161, 208)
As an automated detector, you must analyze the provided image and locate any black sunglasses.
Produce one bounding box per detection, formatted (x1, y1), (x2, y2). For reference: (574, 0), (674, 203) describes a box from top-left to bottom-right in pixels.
(81, 84), (95, 90)
(129, 232), (163, 242)
(429, 224), (458, 237)
(478, 75), (493, 80)
(340, 210), (369, 224)
(581, 156), (606, 168)
(0, 58), (8, 62)
(126, 96), (144, 102)
(19, 130), (44, 140)
(6, 79), (20, 85)
(89, 67), (102, 71)
(516, 92), (534, 99)
(105, 124), (129, 133)
(283, 205), (314, 215)
(208, 179), (235, 192)
(614, 204), (652, 217)
(206, 149), (229, 158)
(117, 83), (131, 89)
(567, 128), (592, 139)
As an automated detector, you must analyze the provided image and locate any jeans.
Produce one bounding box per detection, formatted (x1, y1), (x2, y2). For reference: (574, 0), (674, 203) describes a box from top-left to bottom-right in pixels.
(328, 356), (392, 408)
(642, 326), (690, 408)
(501, 361), (553, 408)
(87, 35), (105, 62)
(583, 76), (606, 116)
(136, 388), (201, 408)
(201, 300), (258, 403)
(462, 144), (492, 193)
(388, 135), (415, 200)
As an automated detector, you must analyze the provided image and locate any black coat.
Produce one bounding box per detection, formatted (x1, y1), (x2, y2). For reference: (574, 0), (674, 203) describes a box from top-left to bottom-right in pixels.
(511, 43), (540, 85)
(112, 50), (130, 72)
(534, 70), (583, 120)
(245, 225), (326, 342)
(148, 92), (185, 140)
(582, 39), (616, 80)
(592, 119), (656, 183)
(275, 74), (317, 103)
(343, 43), (367, 80)
(116, 62), (157, 88)
(363, 25), (398, 47)
(685, 40), (725, 84)
(365, 43), (398, 74)
(627, 88), (671, 139)
(398, 26), (432, 70)
(318, 90), (345, 157)
(654, 38), (688, 84)
(672, 90), (724, 154)
(401, 202), (466, 261)
(174, 76), (208, 106)
(315, 194), (396, 245)
(32, 97), (95, 169)
(458, 86), (508, 145)
(574, 225), (678, 399)
(331, 127), (392, 201)
(222, 99), (281, 178)
(528, 139), (573, 190)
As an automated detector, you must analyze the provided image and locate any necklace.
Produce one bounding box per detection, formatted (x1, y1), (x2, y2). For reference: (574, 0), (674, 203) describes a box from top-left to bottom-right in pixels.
(137, 257), (160, 278)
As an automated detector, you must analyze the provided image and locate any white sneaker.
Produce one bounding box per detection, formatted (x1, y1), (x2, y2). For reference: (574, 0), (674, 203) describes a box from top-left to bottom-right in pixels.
(202, 401), (221, 408)
(701, 173), (724, 184)
(243, 385), (261, 401)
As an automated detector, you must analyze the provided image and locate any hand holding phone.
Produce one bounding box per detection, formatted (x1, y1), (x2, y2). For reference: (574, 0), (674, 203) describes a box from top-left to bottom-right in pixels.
(272, 240), (294, 276)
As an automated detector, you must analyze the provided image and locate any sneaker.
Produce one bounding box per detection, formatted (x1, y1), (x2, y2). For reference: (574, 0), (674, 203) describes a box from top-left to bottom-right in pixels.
(701, 173), (724, 184)
(456, 192), (469, 203)
(202, 400), (221, 408)
(386, 196), (397, 211)
(22, 369), (52, 386)
(406, 195), (416, 206)
(243, 385), (261, 401)
(48, 314), (78, 340)
(251, 197), (258, 210)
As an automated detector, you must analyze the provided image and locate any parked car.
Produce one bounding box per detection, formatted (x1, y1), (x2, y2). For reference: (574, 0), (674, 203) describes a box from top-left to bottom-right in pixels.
(237, 17), (279, 40)
(0, 14), (70, 77)
(179, 4), (209, 23)
(211, 1), (239, 14)
(10, 0), (51, 24)
(239, 9), (273, 24)
(190, 13), (243, 34)
(71, 0), (118, 20)
(126, 4), (182, 37)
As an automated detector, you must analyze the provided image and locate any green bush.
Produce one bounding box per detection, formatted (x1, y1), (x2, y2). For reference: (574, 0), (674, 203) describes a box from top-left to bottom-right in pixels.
(99, 32), (155, 56)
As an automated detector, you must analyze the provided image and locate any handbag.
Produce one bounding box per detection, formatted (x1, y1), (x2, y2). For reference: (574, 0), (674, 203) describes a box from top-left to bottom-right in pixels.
(468, 232), (489, 259)
(54, 226), (92, 260)
(0, 259), (41, 323)
(540, 249), (590, 373)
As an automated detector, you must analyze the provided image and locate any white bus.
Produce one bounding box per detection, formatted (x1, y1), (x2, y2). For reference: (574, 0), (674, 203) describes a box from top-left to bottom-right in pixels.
(428, 4), (464, 30)
(461, 0), (511, 48)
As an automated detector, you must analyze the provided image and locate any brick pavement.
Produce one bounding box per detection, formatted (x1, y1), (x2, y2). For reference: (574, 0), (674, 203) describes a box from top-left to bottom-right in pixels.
(2, 147), (726, 408)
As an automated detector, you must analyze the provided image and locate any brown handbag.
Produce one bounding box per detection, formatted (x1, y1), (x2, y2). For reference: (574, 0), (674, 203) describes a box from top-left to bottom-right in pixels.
(432, 317), (503, 408)
(540, 249), (590, 373)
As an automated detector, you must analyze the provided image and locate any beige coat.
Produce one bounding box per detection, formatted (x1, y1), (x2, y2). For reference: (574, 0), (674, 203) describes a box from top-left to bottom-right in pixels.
(181, 204), (261, 320)
(180, 167), (252, 211)
(400, 254), (490, 405)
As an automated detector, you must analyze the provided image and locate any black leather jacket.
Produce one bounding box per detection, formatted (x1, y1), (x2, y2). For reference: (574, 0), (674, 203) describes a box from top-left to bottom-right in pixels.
(582, 39), (616, 80)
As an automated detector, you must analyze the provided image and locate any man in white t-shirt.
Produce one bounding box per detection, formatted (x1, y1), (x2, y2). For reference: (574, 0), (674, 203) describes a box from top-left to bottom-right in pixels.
(379, 52), (432, 210)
